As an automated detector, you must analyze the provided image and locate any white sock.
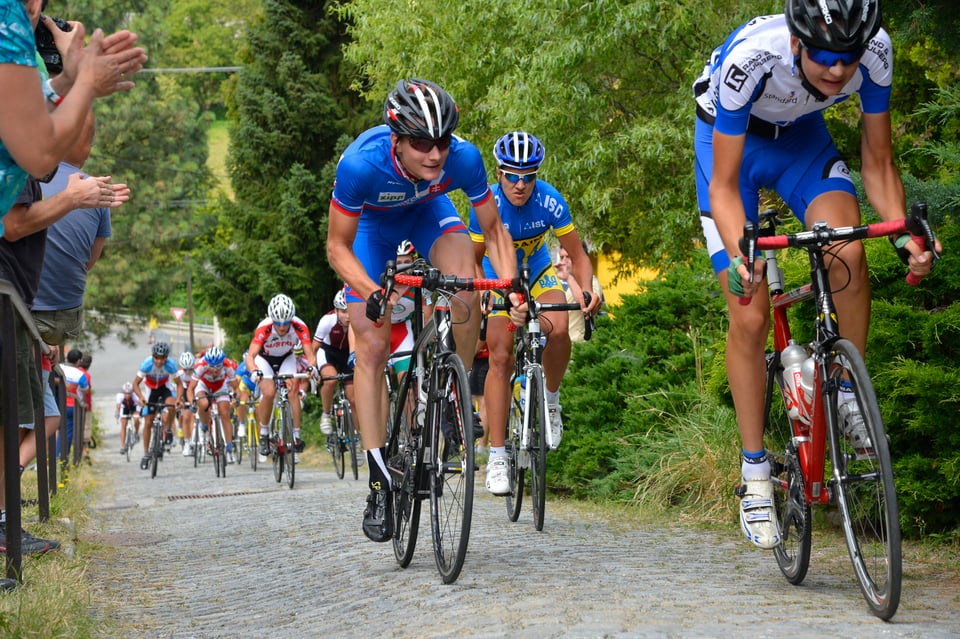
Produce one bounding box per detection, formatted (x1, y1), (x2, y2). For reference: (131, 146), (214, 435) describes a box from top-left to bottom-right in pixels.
(547, 389), (560, 405)
(742, 459), (771, 482)
(489, 446), (506, 460)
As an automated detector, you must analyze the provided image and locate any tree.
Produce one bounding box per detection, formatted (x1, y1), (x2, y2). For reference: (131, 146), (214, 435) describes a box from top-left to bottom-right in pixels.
(202, 0), (377, 346)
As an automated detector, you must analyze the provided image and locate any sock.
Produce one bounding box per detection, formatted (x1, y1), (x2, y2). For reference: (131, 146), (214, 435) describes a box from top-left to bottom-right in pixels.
(546, 389), (560, 405)
(489, 446), (506, 460)
(294, 429), (301, 439)
(260, 424), (269, 436)
(367, 447), (391, 490)
(741, 448), (770, 481)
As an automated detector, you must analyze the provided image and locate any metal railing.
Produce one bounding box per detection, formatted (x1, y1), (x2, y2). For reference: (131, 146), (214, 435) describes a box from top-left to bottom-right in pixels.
(0, 280), (53, 582)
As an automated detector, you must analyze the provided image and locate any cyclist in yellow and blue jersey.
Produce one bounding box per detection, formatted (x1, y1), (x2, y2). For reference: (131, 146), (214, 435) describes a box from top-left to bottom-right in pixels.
(469, 131), (601, 496)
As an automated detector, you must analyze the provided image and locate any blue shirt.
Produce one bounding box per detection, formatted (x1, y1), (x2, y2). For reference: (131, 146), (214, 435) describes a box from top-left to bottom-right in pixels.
(35, 163), (112, 309)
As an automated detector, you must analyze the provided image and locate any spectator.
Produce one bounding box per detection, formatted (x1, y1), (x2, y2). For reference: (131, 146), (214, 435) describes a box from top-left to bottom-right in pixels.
(59, 348), (88, 459)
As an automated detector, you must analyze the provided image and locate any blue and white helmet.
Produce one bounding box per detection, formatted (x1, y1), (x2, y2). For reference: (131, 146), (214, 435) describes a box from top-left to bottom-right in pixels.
(205, 346), (225, 367)
(493, 131), (545, 171)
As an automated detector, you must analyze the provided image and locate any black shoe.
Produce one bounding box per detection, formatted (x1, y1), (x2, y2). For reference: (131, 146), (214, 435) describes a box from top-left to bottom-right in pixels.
(294, 437), (305, 453)
(259, 437), (271, 457)
(164, 431), (173, 446)
(362, 488), (393, 543)
(0, 523), (59, 555)
(140, 456), (150, 470)
(473, 411), (484, 440)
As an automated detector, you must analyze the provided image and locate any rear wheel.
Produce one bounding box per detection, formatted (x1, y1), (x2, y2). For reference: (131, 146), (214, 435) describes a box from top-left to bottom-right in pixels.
(764, 353), (812, 585)
(249, 424), (259, 471)
(389, 372), (420, 567)
(429, 353), (474, 584)
(505, 385), (524, 522)
(827, 339), (901, 620)
(527, 366), (547, 531)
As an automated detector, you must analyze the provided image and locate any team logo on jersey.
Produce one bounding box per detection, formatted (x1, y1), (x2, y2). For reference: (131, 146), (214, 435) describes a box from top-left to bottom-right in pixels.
(378, 192), (406, 203)
(824, 157), (854, 183)
(723, 65), (749, 92)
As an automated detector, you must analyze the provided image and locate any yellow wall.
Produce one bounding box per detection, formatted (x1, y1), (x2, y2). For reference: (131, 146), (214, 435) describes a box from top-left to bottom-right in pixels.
(595, 252), (658, 307)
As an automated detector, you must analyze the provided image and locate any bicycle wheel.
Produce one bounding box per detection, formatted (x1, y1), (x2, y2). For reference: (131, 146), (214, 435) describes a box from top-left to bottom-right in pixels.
(235, 431), (245, 466)
(763, 353), (812, 585)
(505, 387), (524, 522)
(527, 366), (548, 531)
(124, 426), (133, 463)
(281, 405), (295, 489)
(150, 419), (161, 479)
(345, 402), (359, 481)
(331, 408), (345, 480)
(388, 364), (421, 567)
(428, 353), (475, 584)
(249, 425), (259, 471)
(827, 339), (901, 620)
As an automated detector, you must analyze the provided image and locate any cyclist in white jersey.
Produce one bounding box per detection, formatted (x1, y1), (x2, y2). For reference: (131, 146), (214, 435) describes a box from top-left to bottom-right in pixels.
(693, 0), (939, 549)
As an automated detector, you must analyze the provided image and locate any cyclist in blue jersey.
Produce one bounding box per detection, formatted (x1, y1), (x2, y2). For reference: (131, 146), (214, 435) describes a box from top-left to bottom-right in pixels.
(469, 131), (600, 495)
(693, 0), (940, 549)
(132, 341), (179, 469)
(326, 78), (523, 543)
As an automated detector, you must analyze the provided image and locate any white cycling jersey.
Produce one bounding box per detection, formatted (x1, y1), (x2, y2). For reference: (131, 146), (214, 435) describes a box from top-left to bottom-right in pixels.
(693, 15), (892, 133)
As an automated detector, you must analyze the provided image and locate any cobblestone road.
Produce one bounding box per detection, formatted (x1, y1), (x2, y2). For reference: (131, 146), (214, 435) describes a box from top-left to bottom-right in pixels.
(84, 397), (960, 639)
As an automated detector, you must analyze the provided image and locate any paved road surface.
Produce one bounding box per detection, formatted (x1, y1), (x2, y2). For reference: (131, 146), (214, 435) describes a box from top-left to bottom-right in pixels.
(81, 338), (960, 638)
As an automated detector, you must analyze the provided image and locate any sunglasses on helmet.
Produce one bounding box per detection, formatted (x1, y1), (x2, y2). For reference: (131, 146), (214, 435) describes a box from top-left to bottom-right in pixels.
(407, 135), (452, 153)
(804, 44), (863, 68)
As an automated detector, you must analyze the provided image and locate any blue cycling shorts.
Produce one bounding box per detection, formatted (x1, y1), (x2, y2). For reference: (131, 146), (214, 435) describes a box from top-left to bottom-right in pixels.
(694, 113), (856, 273)
(345, 195), (467, 303)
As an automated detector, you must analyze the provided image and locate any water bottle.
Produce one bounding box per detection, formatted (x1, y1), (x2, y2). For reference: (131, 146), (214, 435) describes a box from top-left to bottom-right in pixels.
(514, 374), (526, 410)
(799, 356), (815, 414)
(778, 340), (811, 425)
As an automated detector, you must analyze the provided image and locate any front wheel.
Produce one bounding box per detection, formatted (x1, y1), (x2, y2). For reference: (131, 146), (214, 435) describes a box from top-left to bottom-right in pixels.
(249, 425), (259, 471)
(827, 338), (901, 620)
(282, 406), (295, 489)
(331, 409), (345, 480)
(429, 353), (474, 584)
(505, 389), (525, 522)
(345, 402), (359, 481)
(150, 418), (161, 479)
(527, 366), (548, 531)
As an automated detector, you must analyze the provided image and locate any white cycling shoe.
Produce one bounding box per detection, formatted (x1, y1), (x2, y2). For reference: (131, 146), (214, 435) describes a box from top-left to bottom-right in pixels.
(738, 478), (781, 549)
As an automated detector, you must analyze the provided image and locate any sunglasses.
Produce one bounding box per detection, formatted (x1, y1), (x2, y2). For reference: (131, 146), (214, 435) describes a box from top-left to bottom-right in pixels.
(407, 135), (452, 153)
(804, 44), (863, 68)
(500, 169), (538, 184)
(273, 321), (291, 328)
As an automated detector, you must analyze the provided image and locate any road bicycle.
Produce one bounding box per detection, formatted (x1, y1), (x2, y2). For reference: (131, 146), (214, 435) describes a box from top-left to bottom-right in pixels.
(488, 262), (595, 531)
(141, 402), (171, 478)
(199, 392), (231, 478)
(265, 372), (310, 489)
(741, 203), (938, 620)
(381, 258), (511, 583)
(322, 372), (359, 480)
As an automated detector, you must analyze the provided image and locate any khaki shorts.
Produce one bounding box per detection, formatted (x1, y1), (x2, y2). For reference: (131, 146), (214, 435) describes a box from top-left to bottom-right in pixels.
(32, 306), (83, 346)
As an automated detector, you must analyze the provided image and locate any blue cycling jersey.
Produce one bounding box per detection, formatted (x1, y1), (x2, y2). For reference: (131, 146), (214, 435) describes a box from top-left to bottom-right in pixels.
(331, 125), (491, 217)
(469, 179), (574, 280)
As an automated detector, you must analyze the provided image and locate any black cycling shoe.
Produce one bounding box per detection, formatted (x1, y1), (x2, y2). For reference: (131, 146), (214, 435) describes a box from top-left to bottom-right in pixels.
(139, 456), (150, 470)
(259, 437), (271, 457)
(362, 488), (394, 543)
(294, 437), (305, 453)
(472, 411), (484, 440)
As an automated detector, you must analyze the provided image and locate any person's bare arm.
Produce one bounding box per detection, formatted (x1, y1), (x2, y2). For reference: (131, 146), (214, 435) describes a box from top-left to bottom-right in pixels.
(2, 173), (121, 241)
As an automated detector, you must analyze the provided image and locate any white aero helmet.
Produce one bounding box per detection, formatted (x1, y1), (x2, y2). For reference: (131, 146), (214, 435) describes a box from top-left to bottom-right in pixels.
(268, 294), (296, 323)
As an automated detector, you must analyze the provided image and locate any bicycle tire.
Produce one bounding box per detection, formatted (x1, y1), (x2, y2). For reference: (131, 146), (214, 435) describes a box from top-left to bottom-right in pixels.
(249, 422), (259, 471)
(272, 407), (283, 483)
(332, 407), (345, 480)
(235, 434), (244, 466)
(282, 405), (295, 489)
(150, 418), (161, 479)
(827, 338), (901, 620)
(429, 353), (475, 584)
(345, 402), (359, 481)
(527, 366), (548, 531)
(763, 354), (812, 585)
(505, 387), (524, 522)
(124, 427), (133, 463)
(389, 363), (421, 567)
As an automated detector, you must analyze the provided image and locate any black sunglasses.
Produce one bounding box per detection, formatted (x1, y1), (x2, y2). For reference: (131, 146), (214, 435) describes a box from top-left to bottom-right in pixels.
(407, 135), (452, 153)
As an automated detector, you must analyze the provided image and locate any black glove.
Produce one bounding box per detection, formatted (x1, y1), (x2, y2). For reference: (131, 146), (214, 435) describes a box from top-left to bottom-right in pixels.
(365, 290), (384, 322)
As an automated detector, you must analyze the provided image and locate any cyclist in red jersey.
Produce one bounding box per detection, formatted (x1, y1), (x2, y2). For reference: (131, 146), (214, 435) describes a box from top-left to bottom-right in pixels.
(244, 294), (318, 458)
(314, 289), (353, 436)
(188, 346), (240, 463)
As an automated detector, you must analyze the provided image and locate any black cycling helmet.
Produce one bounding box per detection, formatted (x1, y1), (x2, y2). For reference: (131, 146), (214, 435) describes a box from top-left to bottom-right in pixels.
(785, 0), (882, 53)
(383, 79), (459, 139)
(152, 341), (170, 358)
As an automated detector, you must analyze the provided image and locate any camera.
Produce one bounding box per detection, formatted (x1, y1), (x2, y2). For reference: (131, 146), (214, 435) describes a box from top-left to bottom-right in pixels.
(35, 15), (72, 75)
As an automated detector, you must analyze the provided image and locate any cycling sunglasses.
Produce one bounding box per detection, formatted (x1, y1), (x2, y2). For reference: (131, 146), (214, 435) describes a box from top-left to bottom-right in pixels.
(500, 169), (538, 184)
(273, 321), (291, 327)
(804, 44), (863, 68)
(407, 135), (452, 153)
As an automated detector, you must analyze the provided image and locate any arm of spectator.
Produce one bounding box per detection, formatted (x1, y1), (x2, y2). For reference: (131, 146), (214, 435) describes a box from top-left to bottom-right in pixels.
(87, 236), (107, 271)
(1, 173), (122, 241)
